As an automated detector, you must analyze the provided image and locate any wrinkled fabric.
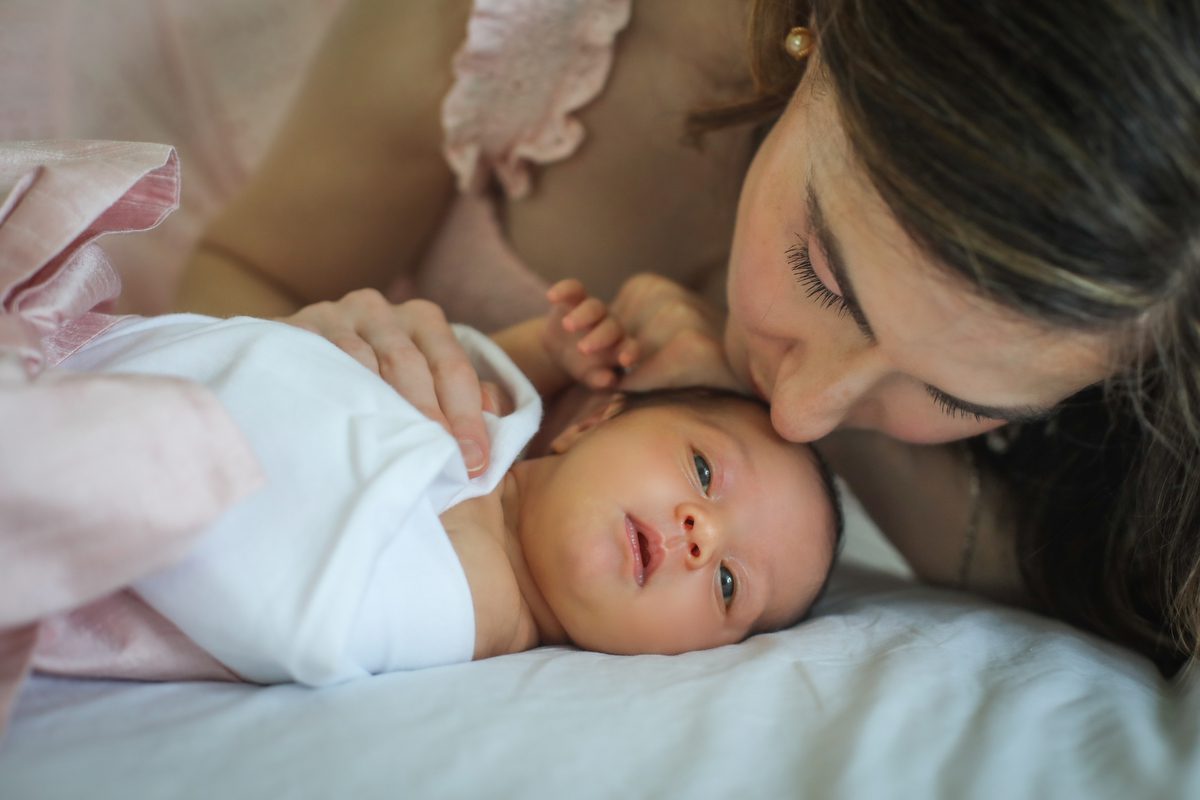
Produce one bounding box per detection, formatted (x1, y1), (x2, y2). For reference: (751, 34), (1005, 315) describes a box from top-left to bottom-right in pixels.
(0, 140), (264, 737)
(33, 593), (237, 683)
(0, 0), (344, 313)
(62, 315), (541, 685)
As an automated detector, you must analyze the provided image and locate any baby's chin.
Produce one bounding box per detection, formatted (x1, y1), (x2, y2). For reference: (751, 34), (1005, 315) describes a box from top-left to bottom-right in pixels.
(565, 619), (739, 658)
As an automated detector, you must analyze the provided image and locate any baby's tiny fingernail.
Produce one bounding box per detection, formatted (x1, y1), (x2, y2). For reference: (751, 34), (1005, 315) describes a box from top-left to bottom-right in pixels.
(458, 438), (485, 472)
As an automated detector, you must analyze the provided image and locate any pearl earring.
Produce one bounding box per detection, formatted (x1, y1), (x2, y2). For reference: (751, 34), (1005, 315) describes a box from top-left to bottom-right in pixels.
(784, 26), (814, 60)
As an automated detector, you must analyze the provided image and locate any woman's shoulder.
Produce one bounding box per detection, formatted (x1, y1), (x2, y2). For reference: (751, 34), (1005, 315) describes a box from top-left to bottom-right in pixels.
(317, 0), (472, 108)
(629, 0), (754, 96)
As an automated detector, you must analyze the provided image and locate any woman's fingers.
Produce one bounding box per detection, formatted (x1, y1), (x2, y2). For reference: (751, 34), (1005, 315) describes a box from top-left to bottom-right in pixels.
(392, 300), (491, 475)
(281, 291), (492, 476)
(479, 380), (515, 417)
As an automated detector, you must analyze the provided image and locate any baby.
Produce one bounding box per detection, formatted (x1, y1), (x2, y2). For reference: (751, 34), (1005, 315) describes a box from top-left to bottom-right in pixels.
(55, 283), (841, 685)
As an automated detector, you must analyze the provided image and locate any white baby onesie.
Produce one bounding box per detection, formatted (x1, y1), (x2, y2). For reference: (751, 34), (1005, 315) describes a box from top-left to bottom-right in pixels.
(62, 314), (541, 685)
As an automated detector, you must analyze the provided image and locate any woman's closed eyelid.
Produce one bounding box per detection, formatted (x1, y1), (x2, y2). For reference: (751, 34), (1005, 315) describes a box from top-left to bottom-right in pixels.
(788, 236), (993, 423)
(926, 385), (991, 422)
(787, 235), (851, 316)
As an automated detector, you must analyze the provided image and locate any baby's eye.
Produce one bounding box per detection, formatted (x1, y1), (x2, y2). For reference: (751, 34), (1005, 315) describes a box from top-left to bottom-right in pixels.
(693, 453), (712, 494)
(718, 564), (736, 606)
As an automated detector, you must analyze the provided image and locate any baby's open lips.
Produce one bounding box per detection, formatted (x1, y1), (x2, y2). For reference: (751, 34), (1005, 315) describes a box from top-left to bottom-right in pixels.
(625, 515), (663, 587)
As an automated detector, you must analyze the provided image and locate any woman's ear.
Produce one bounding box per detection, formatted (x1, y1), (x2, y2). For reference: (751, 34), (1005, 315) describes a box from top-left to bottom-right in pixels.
(548, 393), (626, 454)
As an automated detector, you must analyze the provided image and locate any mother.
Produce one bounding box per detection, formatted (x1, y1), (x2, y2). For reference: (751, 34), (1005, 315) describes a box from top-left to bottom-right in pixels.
(179, 1), (1200, 673)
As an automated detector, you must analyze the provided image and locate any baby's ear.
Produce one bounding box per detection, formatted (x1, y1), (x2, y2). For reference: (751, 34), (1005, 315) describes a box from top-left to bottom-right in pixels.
(548, 392), (626, 454)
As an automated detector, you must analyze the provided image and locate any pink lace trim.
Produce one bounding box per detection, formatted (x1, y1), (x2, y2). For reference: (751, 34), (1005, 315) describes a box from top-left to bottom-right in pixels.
(442, 0), (632, 199)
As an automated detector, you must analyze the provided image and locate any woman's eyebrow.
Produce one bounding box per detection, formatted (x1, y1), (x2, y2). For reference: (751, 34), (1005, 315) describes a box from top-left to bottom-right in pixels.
(806, 180), (876, 342)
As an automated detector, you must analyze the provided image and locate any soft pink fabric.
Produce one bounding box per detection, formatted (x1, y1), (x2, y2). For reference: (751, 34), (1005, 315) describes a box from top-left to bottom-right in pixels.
(391, 0), (633, 333)
(0, 140), (264, 737)
(0, 1), (628, 332)
(0, 0), (345, 314)
(35, 593), (237, 683)
(0, 140), (178, 372)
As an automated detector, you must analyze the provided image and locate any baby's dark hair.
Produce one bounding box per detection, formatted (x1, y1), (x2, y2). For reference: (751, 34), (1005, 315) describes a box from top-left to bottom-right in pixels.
(616, 385), (845, 631)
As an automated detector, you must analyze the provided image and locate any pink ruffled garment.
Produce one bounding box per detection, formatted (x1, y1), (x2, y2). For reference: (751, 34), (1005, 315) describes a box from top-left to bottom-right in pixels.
(0, 0), (344, 314)
(390, 0), (632, 332)
(0, 141), (265, 737)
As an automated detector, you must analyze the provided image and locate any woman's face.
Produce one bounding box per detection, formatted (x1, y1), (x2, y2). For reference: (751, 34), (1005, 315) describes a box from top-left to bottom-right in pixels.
(724, 59), (1116, 445)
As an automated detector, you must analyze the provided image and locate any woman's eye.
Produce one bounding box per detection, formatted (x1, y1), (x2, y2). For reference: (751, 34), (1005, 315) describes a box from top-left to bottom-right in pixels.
(718, 564), (736, 606)
(693, 453), (712, 493)
(788, 236), (850, 317)
(926, 386), (988, 423)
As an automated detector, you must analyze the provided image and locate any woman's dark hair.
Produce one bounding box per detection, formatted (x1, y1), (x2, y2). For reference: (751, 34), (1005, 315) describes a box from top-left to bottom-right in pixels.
(692, 0), (1200, 673)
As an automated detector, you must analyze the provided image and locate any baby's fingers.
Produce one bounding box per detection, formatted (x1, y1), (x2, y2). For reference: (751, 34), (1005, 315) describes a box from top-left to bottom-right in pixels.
(617, 338), (640, 369)
(583, 365), (620, 389)
(562, 297), (608, 333)
(546, 279), (588, 306)
(576, 317), (625, 354)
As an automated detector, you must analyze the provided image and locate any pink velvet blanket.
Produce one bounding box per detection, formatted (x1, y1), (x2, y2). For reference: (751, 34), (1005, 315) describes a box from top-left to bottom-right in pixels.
(0, 141), (264, 738)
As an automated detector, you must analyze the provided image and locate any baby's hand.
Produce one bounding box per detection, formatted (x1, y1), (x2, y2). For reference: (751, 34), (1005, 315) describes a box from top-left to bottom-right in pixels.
(542, 279), (638, 389)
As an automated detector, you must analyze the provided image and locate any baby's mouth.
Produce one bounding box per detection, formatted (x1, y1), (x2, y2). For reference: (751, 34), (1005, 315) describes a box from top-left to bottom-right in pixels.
(625, 515), (662, 587)
(625, 516), (644, 586)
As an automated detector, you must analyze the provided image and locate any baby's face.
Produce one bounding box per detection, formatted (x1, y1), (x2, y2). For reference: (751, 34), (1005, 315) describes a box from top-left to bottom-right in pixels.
(519, 400), (835, 656)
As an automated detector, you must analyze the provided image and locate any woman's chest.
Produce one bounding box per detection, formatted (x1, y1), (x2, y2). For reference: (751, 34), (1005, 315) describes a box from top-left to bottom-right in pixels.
(500, 1), (757, 307)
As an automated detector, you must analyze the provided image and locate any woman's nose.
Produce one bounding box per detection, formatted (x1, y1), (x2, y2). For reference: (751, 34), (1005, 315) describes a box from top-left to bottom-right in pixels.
(769, 345), (885, 442)
(676, 503), (718, 569)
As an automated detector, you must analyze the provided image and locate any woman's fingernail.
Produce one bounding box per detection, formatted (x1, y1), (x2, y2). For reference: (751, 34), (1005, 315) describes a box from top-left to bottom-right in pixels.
(458, 438), (485, 472)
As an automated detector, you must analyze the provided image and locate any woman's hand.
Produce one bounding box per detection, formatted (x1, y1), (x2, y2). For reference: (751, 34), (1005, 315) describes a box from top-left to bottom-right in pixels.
(608, 273), (740, 392)
(279, 289), (495, 476)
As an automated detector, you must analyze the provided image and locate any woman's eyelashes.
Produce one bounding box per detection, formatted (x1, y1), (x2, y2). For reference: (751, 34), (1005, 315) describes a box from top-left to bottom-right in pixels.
(788, 236), (850, 317)
(789, 235), (994, 423)
(926, 386), (988, 423)
(693, 452), (712, 494)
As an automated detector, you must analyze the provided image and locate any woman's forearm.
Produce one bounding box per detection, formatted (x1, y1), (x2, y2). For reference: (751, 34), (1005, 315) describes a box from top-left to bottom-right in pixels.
(175, 0), (467, 318)
(176, 246), (305, 319)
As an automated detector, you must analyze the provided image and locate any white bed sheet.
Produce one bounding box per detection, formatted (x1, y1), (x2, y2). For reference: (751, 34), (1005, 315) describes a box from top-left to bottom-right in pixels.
(4, 497), (1198, 800)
